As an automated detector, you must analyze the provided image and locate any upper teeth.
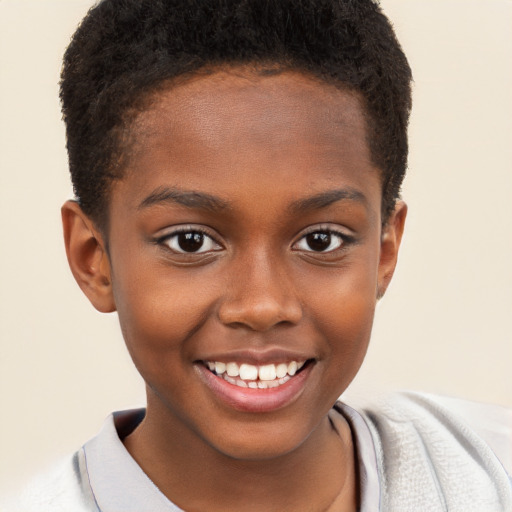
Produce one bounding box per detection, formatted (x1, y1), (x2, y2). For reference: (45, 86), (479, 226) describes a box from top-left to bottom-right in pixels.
(207, 361), (305, 381)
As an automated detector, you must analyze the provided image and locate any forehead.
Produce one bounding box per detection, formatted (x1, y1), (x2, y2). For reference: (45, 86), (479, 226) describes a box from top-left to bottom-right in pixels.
(115, 69), (380, 216)
(133, 69), (368, 147)
(133, 68), (365, 143)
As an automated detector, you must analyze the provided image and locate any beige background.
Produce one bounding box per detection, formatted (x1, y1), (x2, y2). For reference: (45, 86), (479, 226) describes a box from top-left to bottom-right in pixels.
(1, 0), (511, 493)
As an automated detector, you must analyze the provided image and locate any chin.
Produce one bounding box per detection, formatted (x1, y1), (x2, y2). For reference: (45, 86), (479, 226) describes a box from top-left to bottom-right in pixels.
(205, 424), (313, 462)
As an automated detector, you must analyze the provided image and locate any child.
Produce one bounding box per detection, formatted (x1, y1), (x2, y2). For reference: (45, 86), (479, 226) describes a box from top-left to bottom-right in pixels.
(5, 0), (511, 510)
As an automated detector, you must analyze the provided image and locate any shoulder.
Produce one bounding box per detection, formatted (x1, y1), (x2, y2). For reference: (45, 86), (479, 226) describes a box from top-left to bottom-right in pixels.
(0, 450), (98, 512)
(357, 392), (512, 512)
(421, 393), (512, 474)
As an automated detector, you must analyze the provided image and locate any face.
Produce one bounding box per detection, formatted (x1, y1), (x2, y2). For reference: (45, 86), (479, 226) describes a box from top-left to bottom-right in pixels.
(67, 69), (405, 461)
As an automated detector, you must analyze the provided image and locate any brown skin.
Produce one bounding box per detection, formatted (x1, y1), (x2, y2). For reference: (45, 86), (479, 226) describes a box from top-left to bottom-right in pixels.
(62, 70), (406, 511)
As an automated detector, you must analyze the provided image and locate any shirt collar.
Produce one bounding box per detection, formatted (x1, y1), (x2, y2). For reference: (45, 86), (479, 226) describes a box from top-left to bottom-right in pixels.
(83, 405), (380, 512)
(83, 409), (183, 512)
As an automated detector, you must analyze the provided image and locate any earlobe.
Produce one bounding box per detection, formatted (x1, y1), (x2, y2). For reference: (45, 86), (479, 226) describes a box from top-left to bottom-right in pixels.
(377, 201), (407, 299)
(61, 200), (116, 313)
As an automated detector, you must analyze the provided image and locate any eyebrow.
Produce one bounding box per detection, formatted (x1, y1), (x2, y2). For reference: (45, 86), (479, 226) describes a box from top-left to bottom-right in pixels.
(138, 186), (230, 212)
(290, 188), (367, 213)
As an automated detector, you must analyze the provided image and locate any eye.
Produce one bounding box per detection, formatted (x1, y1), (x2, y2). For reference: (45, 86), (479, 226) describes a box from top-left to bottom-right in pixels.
(294, 230), (345, 253)
(161, 230), (222, 254)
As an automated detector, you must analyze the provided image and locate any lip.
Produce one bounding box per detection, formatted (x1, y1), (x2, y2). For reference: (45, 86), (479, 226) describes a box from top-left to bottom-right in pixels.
(197, 347), (312, 365)
(196, 360), (313, 413)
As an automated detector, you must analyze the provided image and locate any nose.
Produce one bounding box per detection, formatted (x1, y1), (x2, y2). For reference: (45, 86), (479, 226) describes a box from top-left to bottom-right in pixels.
(218, 251), (302, 332)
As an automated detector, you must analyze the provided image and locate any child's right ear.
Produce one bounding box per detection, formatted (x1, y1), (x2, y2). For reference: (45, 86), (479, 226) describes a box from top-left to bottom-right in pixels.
(61, 200), (116, 313)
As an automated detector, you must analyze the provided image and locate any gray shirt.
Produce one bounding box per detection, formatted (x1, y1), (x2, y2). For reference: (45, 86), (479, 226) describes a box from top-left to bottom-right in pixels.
(4, 392), (512, 511)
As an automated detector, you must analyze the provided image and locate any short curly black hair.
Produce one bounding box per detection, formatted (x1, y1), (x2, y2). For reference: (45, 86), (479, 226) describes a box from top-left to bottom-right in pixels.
(60, 0), (412, 227)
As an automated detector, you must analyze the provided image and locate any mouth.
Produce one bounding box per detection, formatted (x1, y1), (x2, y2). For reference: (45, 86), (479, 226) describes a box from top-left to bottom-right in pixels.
(203, 360), (310, 389)
(196, 358), (315, 413)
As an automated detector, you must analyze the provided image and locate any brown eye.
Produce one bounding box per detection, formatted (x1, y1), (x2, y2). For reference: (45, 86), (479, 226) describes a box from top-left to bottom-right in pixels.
(177, 232), (204, 252)
(295, 231), (343, 253)
(163, 231), (221, 254)
(306, 233), (331, 251)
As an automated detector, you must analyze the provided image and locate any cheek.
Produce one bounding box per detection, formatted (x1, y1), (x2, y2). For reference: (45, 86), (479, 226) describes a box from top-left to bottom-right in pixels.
(321, 290), (375, 366)
(318, 294), (375, 402)
(112, 266), (218, 366)
(302, 257), (379, 372)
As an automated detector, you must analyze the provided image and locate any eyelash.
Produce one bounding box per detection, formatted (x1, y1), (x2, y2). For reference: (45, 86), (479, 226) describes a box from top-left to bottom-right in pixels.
(155, 225), (355, 256)
(155, 226), (222, 254)
(293, 227), (355, 254)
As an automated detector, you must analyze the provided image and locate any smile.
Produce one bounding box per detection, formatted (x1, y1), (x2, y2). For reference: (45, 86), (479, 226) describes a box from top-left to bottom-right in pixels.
(197, 357), (314, 413)
(205, 360), (307, 389)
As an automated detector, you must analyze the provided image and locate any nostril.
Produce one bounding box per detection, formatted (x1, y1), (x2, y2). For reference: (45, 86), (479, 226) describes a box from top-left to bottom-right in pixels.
(218, 297), (302, 331)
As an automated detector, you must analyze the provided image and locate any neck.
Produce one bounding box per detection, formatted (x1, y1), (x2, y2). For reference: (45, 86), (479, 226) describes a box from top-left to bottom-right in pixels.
(123, 395), (358, 512)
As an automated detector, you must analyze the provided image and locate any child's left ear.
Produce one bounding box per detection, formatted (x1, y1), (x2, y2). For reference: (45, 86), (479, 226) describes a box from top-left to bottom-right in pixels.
(377, 201), (407, 299)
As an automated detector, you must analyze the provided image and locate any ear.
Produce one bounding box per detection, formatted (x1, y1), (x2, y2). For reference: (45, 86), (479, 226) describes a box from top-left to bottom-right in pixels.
(377, 201), (407, 299)
(61, 200), (116, 313)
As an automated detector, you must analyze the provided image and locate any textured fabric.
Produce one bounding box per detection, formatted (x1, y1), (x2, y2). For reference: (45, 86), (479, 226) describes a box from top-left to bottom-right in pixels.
(0, 451), (98, 512)
(426, 394), (512, 476)
(3, 393), (511, 511)
(361, 392), (512, 512)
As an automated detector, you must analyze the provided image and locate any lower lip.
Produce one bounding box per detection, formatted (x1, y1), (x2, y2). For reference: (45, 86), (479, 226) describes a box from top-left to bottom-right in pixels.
(196, 364), (313, 413)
